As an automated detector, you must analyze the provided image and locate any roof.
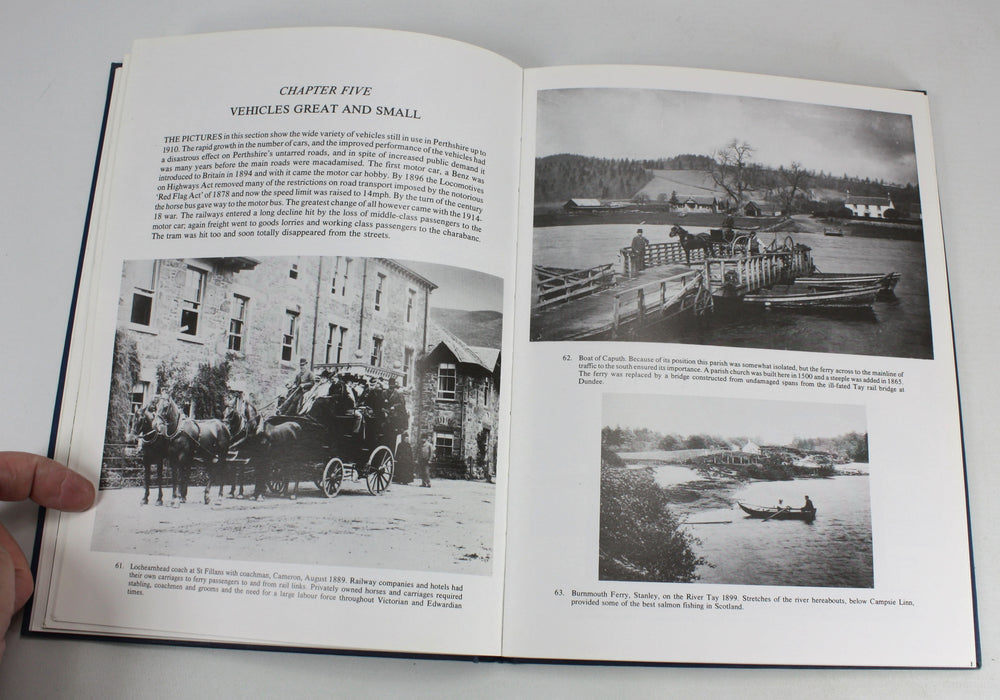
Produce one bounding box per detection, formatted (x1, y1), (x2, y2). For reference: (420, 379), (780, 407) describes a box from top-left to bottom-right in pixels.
(682, 195), (719, 205)
(425, 324), (500, 373)
(845, 195), (892, 206)
(469, 346), (500, 371)
(375, 258), (438, 291)
(565, 198), (604, 208)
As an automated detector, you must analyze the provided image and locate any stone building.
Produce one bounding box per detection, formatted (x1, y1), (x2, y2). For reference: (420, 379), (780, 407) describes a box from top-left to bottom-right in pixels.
(416, 327), (500, 479)
(114, 255), (435, 435)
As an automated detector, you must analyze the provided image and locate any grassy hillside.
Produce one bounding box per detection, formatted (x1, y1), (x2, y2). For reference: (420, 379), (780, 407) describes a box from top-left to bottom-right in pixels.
(429, 308), (503, 348)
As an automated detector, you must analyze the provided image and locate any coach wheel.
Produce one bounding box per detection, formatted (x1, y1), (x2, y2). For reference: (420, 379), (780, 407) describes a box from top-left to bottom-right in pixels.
(321, 458), (344, 498)
(366, 447), (394, 495)
(267, 478), (288, 496)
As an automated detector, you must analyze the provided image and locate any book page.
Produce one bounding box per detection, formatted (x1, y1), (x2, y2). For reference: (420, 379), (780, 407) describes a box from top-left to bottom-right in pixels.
(502, 66), (976, 667)
(31, 28), (521, 656)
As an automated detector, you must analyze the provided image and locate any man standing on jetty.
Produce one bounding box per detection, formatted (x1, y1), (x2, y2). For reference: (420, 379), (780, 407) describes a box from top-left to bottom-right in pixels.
(630, 227), (648, 273)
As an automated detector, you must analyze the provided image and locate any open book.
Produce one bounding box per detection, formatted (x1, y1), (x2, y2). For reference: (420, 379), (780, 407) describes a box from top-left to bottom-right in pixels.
(28, 27), (977, 668)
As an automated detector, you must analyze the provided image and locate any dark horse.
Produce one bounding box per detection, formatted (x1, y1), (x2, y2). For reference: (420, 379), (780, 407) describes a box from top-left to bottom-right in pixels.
(131, 401), (170, 506)
(140, 396), (232, 506)
(669, 225), (717, 265)
(252, 378), (348, 500)
(222, 395), (262, 499)
(253, 416), (306, 500)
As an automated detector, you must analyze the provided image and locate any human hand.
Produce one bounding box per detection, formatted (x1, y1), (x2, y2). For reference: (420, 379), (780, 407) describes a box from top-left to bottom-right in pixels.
(0, 452), (95, 660)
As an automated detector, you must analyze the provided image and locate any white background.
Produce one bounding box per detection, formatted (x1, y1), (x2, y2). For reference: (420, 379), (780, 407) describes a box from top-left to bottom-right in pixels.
(1, 1), (996, 696)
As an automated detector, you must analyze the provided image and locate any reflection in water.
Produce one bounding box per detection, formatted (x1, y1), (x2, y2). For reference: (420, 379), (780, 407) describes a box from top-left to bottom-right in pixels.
(686, 475), (873, 588)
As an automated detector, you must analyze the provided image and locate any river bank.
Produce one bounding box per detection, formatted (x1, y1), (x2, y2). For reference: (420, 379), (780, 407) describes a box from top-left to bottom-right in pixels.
(614, 452), (866, 522)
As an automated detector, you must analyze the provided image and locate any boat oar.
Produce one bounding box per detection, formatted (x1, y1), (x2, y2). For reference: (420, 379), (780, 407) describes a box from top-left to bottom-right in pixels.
(762, 506), (790, 523)
(681, 520), (732, 525)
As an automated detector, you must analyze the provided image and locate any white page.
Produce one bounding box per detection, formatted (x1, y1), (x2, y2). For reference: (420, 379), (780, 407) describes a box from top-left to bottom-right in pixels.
(502, 65), (976, 667)
(32, 28), (521, 656)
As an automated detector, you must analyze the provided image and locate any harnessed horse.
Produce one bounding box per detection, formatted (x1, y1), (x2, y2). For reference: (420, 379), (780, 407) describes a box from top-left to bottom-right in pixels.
(145, 396), (231, 506)
(222, 395), (262, 499)
(130, 401), (170, 506)
(669, 225), (718, 265)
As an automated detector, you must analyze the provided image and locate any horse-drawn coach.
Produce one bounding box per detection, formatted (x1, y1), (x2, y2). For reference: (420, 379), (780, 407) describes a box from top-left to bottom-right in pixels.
(132, 369), (407, 505)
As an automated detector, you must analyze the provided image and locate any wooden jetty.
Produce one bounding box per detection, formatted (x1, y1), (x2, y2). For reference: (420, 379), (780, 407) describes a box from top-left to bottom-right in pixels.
(531, 262), (707, 340)
(530, 237), (815, 341)
(534, 263), (615, 308)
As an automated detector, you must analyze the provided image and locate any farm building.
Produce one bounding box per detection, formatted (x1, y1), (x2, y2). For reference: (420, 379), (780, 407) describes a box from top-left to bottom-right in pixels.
(562, 198), (623, 213)
(743, 201), (782, 217)
(678, 194), (721, 213)
(844, 192), (895, 219)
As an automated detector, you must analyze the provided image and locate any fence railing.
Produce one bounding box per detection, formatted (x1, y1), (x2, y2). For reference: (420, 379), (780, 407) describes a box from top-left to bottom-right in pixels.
(620, 241), (713, 277)
(534, 263), (615, 308)
(704, 247), (813, 295)
(611, 269), (707, 333)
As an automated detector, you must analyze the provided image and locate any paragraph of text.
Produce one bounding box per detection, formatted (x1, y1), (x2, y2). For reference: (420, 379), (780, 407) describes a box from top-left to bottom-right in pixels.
(122, 561), (464, 610)
(153, 129), (487, 243)
(573, 353), (906, 394)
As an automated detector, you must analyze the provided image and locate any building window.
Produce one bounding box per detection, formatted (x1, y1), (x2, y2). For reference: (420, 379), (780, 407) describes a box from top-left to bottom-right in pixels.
(374, 273), (386, 312)
(403, 347), (415, 388)
(281, 310), (299, 362)
(331, 256), (350, 296)
(289, 262), (299, 279)
(228, 294), (248, 352)
(482, 379), (490, 407)
(325, 324), (348, 364)
(336, 327), (347, 363)
(406, 288), (416, 323)
(180, 266), (206, 336)
(130, 381), (150, 414)
(437, 363), (456, 401)
(370, 336), (383, 367)
(333, 257), (353, 296)
(434, 432), (455, 459)
(325, 324), (335, 364)
(129, 260), (158, 327)
(128, 381), (151, 444)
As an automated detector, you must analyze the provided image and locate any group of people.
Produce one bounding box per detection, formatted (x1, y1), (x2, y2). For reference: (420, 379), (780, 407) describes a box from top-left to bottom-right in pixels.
(280, 359), (433, 487)
(776, 495), (816, 512)
(393, 432), (433, 488)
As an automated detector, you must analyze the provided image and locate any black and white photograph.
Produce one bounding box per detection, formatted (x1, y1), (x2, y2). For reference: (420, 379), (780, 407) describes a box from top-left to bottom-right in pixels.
(93, 254), (503, 575)
(531, 88), (932, 360)
(600, 393), (873, 588)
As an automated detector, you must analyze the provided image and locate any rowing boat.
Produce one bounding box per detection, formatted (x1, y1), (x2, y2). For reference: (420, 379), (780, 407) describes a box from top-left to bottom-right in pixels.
(795, 271), (899, 293)
(738, 502), (817, 521)
(741, 281), (881, 308)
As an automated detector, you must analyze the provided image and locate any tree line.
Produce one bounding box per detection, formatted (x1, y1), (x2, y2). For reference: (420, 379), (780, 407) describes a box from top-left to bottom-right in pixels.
(535, 146), (919, 214)
(603, 425), (870, 463)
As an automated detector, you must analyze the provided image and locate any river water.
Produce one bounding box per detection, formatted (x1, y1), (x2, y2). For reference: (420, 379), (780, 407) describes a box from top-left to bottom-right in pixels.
(533, 223), (932, 359)
(679, 473), (874, 588)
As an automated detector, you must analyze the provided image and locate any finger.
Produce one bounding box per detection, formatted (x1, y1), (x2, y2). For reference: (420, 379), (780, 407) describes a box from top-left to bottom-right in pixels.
(0, 538), (20, 662)
(0, 524), (31, 616)
(0, 452), (95, 511)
